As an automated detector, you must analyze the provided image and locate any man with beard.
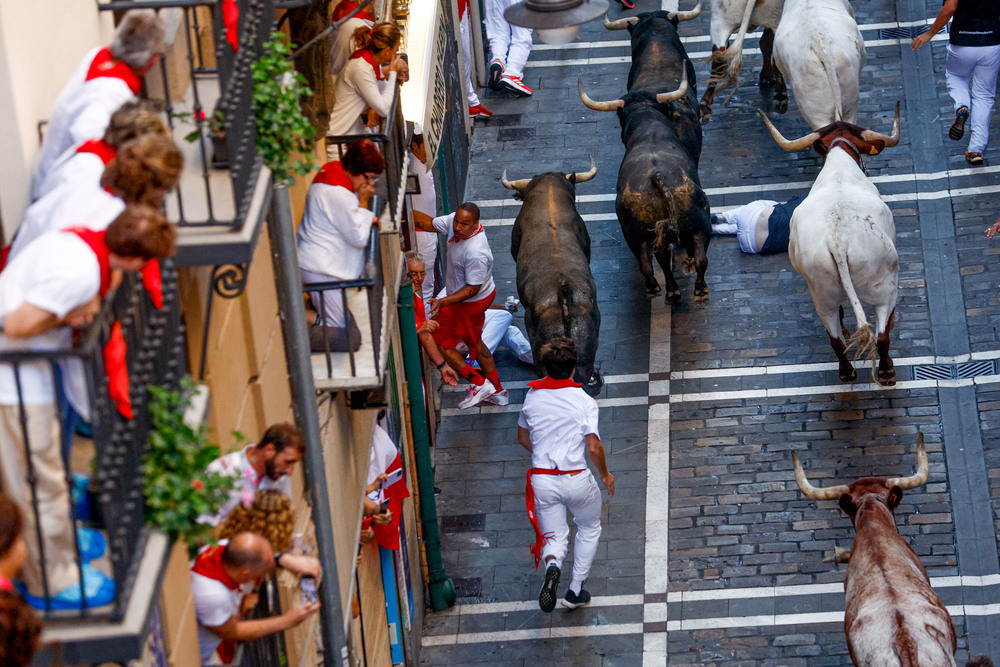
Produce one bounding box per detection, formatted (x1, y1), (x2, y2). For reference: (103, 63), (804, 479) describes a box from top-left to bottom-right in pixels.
(200, 423), (306, 526)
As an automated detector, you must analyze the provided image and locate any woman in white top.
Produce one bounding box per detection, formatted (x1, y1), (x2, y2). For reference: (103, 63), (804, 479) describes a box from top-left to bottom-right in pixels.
(297, 139), (386, 351)
(327, 22), (408, 146)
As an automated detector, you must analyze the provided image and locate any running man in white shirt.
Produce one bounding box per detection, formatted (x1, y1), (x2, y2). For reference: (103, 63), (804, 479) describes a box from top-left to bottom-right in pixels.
(518, 338), (614, 612)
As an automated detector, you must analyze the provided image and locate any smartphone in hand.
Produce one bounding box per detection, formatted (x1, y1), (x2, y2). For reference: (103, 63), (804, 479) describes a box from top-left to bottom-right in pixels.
(301, 575), (318, 605)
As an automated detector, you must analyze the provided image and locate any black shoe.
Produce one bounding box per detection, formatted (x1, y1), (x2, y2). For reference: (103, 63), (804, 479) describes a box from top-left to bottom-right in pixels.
(488, 58), (504, 91)
(561, 588), (591, 610)
(538, 564), (560, 612)
(950, 106), (969, 141)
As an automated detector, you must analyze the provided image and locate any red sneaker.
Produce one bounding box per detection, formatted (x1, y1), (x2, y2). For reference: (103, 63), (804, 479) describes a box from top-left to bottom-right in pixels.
(469, 104), (493, 119)
(500, 74), (533, 97)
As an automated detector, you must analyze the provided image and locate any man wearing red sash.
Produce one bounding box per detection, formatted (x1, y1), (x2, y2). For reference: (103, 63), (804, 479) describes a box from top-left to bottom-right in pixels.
(0, 205), (174, 610)
(518, 338), (614, 612)
(34, 10), (165, 194)
(414, 203), (504, 409)
(191, 533), (319, 665)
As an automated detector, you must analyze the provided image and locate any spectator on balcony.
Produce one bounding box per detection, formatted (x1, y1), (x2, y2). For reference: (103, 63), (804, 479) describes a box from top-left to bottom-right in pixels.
(34, 9), (165, 195)
(329, 0), (374, 78)
(297, 139), (384, 352)
(218, 490), (322, 578)
(404, 251), (459, 386)
(0, 495), (41, 667)
(191, 532), (320, 666)
(12, 133), (183, 260)
(407, 127), (440, 302)
(327, 22), (408, 153)
(0, 205), (175, 610)
(36, 100), (168, 201)
(201, 424), (306, 527)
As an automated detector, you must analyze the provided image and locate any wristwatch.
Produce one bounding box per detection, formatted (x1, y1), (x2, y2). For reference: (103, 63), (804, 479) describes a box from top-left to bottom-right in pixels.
(436, 361), (446, 370)
(274, 551), (284, 568)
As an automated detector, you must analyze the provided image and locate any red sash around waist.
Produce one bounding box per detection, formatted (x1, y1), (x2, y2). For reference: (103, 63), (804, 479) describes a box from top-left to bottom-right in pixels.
(526, 467), (585, 569)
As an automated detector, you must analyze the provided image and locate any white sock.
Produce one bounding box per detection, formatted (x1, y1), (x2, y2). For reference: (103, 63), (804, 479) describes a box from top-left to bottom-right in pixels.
(569, 579), (583, 595)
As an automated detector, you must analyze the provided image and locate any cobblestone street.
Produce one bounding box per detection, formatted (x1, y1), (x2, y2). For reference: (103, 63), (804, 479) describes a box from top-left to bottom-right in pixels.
(420, 0), (1000, 663)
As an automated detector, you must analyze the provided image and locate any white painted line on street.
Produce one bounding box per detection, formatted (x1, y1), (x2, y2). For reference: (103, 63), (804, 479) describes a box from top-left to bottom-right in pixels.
(433, 594), (644, 617)
(420, 622), (645, 647)
(441, 372), (648, 392)
(531, 18), (934, 52)
(528, 35), (947, 69)
(440, 394), (646, 417)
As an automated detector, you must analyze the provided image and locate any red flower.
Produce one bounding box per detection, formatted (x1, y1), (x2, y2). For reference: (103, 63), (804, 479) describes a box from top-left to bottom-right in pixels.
(191, 480), (205, 491)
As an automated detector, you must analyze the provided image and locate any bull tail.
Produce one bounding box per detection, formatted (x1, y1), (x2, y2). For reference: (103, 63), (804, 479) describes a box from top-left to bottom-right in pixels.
(651, 172), (678, 255)
(558, 280), (573, 338)
(712, 0), (757, 91)
(832, 248), (876, 377)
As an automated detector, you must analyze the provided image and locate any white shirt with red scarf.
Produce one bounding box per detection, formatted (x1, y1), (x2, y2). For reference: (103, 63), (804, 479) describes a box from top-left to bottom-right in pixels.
(296, 162), (375, 280)
(432, 212), (495, 303)
(11, 185), (124, 261)
(35, 47), (141, 195)
(328, 51), (397, 137)
(518, 377), (601, 471)
(191, 540), (256, 665)
(35, 138), (116, 201)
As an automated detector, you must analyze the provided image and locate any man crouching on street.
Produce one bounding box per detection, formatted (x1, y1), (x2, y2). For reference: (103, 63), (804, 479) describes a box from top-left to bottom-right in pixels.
(518, 338), (614, 612)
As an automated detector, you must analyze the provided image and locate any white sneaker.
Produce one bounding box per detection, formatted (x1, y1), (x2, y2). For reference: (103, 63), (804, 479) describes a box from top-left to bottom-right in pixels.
(457, 380), (496, 409)
(484, 389), (509, 406)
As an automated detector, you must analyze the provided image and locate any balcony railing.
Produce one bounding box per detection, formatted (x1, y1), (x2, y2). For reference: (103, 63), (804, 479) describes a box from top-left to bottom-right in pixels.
(304, 228), (389, 392)
(0, 263), (184, 662)
(97, 0), (275, 266)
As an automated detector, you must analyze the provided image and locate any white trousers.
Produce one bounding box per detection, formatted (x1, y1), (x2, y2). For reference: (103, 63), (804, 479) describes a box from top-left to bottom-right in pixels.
(414, 231), (438, 302)
(532, 470), (602, 583)
(484, 0), (533, 79)
(301, 268), (348, 327)
(455, 310), (534, 364)
(946, 43), (1000, 153)
(460, 14), (481, 107)
(712, 200), (777, 254)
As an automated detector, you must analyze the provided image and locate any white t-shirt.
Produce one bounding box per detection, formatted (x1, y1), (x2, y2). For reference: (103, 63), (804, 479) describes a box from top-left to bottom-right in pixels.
(518, 385), (600, 471)
(296, 180), (374, 280)
(191, 541), (256, 664)
(35, 146), (108, 201)
(35, 47), (136, 194)
(328, 57), (397, 137)
(12, 185), (124, 261)
(198, 446), (294, 526)
(0, 232), (101, 405)
(432, 212), (495, 303)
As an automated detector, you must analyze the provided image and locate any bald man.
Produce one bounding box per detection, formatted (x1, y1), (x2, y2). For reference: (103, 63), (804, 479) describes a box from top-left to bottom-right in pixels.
(191, 532), (320, 665)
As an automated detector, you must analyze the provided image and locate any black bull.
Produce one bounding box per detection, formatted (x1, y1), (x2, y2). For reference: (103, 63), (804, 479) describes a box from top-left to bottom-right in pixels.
(584, 11), (712, 304)
(508, 172), (602, 396)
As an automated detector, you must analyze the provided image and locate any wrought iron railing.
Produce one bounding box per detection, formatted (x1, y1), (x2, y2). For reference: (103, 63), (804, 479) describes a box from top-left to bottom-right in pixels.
(326, 89), (409, 231)
(303, 228), (385, 388)
(240, 576), (287, 666)
(97, 0), (273, 229)
(0, 262), (184, 621)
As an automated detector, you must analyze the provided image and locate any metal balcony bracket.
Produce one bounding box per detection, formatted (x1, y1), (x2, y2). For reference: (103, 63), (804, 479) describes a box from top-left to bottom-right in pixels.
(212, 263), (250, 298)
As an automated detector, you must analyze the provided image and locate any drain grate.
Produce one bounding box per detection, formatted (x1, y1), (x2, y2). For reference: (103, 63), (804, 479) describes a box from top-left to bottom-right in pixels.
(452, 577), (483, 598)
(497, 127), (536, 142)
(878, 25), (931, 40)
(439, 513), (486, 533)
(913, 359), (1000, 381)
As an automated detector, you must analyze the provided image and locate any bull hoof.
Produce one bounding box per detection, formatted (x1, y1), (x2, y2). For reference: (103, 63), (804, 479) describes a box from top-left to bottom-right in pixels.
(877, 367), (897, 387)
(646, 282), (662, 296)
(693, 289), (710, 306)
(839, 366), (857, 383)
(775, 97), (788, 114)
(665, 289), (682, 305)
(699, 105), (712, 125)
(681, 256), (696, 276)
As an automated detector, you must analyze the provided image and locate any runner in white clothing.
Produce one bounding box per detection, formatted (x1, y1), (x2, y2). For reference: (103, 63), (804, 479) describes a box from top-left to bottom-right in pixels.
(484, 0), (534, 96)
(518, 337), (614, 612)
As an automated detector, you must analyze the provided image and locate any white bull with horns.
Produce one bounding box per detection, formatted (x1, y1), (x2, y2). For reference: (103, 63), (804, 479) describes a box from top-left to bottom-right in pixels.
(792, 434), (958, 667)
(758, 103), (900, 385)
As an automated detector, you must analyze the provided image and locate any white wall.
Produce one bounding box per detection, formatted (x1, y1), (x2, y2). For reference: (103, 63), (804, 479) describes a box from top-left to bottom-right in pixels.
(0, 1), (113, 242)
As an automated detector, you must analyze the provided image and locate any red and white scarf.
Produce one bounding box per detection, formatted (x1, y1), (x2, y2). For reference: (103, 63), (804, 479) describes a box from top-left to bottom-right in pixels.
(85, 47), (142, 95)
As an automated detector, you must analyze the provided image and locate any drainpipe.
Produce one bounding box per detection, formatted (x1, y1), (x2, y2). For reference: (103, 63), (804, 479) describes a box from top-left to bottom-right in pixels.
(267, 185), (350, 665)
(398, 278), (455, 611)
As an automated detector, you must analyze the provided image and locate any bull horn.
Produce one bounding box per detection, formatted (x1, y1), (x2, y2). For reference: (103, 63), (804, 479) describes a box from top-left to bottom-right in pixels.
(792, 451), (850, 501)
(757, 109), (820, 152)
(578, 75), (624, 111)
(886, 432), (929, 491)
(859, 100), (902, 148)
(501, 169), (531, 191)
(603, 15), (639, 30)
(667, 0), (702, 21)
(567, 155), (597, 183)
(655, 68), (688, 103)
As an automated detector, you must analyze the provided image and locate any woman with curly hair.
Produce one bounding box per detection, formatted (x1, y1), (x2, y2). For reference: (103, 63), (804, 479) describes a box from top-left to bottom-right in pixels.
(218, 489), (294, 553)
(0, 494), (42, 667)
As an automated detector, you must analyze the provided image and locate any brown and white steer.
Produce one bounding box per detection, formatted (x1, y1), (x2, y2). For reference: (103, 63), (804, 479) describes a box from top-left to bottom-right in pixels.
(758, 103), (900, 386)
(793, 434), (958, 667)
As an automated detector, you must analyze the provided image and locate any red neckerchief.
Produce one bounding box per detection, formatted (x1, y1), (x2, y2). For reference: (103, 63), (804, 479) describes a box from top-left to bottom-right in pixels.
(76, 139), (116, 165)
(85, 47), (142, 95)
(332, 0), (374, 22)
(413, 293), (426, 327)
(526, 468), (585, 568)
(191, 545), (239, 664)
(458, 0), (469, 18)
(448, 224), (485, 243)
(313, 161), (356, 191)
(64, 227), (112, 297)
(350, 48), (385, 81)
(0, 575), (12, 592)
(527, 376), (582, 390)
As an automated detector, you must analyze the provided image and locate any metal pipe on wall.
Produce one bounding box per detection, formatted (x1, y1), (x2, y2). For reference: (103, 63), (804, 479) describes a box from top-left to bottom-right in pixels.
(266, 185), (350, 665)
